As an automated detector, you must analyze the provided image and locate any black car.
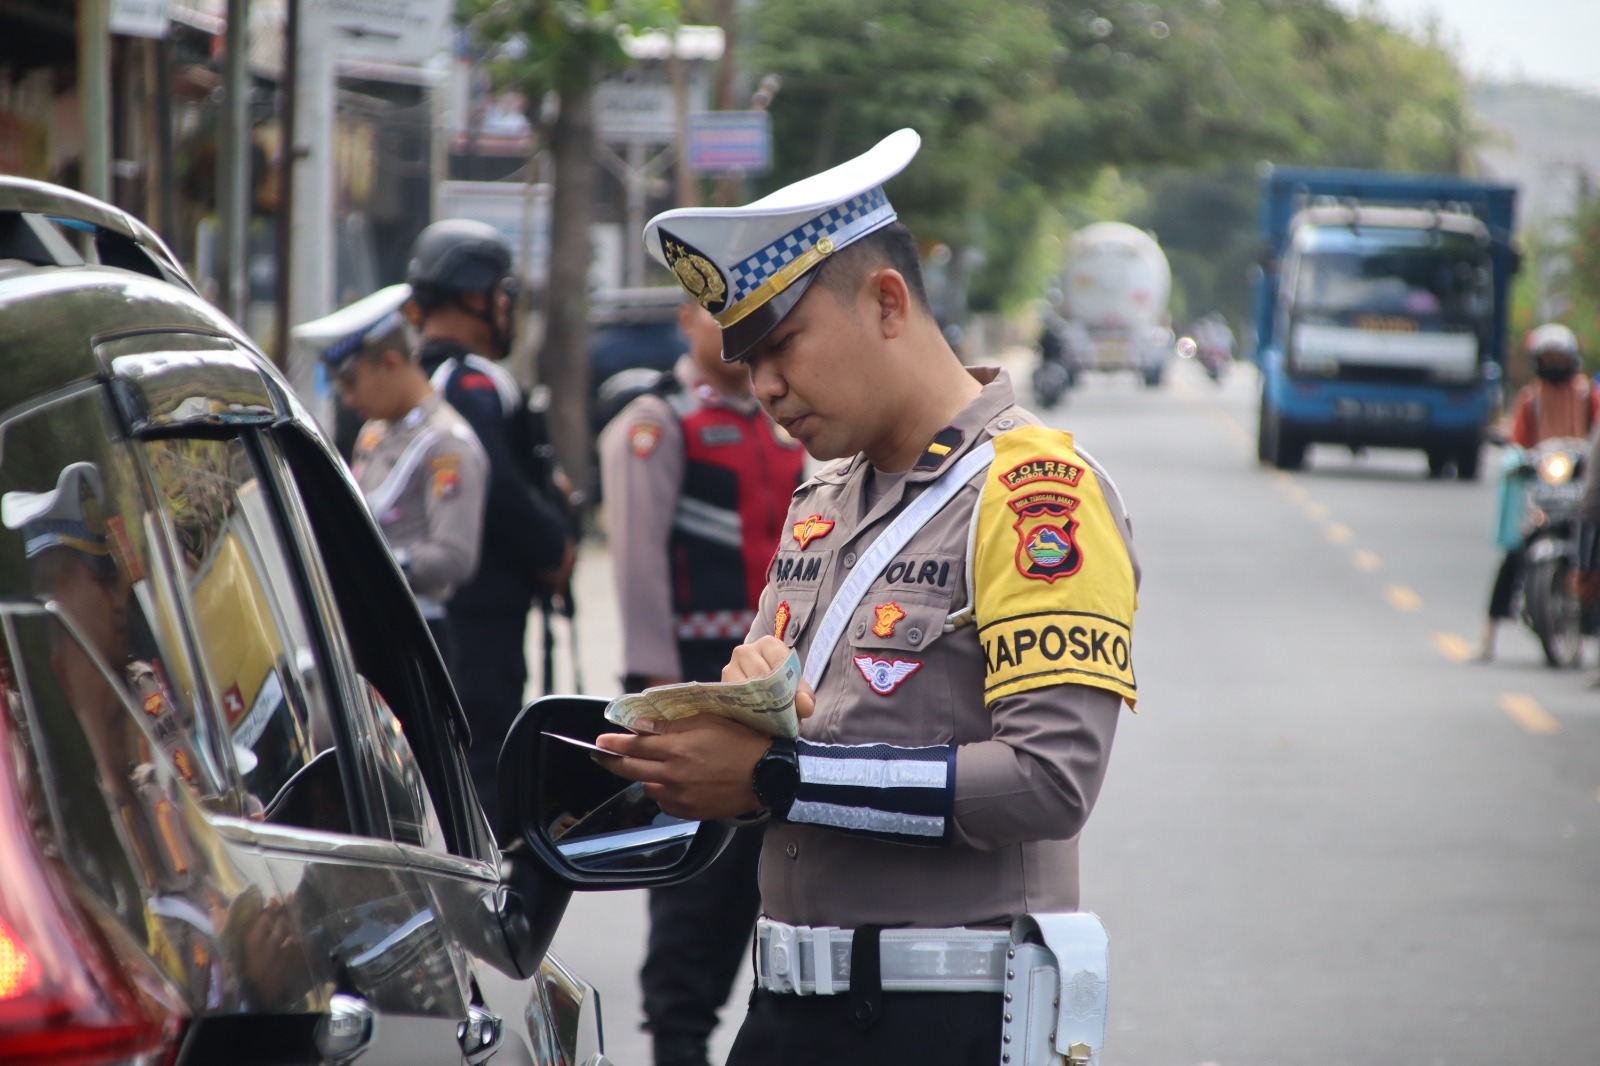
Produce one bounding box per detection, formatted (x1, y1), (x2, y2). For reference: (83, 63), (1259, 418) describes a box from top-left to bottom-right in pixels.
(0, 177), (727, 1065)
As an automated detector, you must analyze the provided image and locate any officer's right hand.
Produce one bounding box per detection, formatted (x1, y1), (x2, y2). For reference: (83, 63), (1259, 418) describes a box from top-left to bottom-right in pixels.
(725, 636), (815, 720)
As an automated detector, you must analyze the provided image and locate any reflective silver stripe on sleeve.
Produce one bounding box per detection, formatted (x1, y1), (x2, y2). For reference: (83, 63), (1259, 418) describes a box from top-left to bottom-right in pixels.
(785, 800), (946, 839)
(797, 753), (948, 790)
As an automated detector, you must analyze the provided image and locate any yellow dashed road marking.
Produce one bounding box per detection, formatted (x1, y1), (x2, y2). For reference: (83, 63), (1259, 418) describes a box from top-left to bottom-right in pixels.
(1385, 584), (1423, 612)
(1432, 632), (1473, 664)
(1499, 693), (1561, 736)
(1325, 523), (1354, 544)
(1353, 549), (1383, 573)
(1304, 502), (1329, 521)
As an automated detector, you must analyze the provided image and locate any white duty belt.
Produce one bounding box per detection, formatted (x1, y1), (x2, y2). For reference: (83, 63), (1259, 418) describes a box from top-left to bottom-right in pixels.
(754, 918), (1009, 995)
(802, 440), (995, 690)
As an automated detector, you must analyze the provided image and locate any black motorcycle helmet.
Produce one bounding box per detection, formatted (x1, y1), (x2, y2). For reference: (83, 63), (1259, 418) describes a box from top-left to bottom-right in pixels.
(406, 219), (517, 355)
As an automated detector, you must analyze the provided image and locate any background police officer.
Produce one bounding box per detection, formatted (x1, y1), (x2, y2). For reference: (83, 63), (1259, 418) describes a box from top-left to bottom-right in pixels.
(599, 298), (805, 1066)
(595, 130), (1139, 1066)
(324, 309), (489, 667)
(402, 219), (577, 827)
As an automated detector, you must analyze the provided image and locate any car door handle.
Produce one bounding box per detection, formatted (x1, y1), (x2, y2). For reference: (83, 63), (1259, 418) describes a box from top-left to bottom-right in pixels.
(458, 1004), (503, 1065)
(315, 993), (375, 1065)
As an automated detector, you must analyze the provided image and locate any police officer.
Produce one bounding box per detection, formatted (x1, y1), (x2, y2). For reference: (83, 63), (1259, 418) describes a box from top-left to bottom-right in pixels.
(323, 309), (489, 666)
(3, 463), (239, 1006)
(599, 298), (805, 1066)
(594, 129), (1140, 1065)
(401, 219), (576, 826)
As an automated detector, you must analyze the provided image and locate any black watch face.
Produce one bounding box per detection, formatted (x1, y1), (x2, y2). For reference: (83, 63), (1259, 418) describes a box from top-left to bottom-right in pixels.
(756, 754), (799, 807)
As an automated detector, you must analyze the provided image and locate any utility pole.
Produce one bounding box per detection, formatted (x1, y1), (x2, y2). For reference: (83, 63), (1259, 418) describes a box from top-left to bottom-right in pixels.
(289, 3), (335, 332)
(78, 0), (111, 201)
(221, 0), (252, 323)
(272, 0), (299, 368)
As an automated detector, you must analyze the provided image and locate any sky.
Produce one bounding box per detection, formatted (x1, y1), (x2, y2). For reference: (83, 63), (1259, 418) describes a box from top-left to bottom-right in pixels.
(1334, 0), (1600, 90)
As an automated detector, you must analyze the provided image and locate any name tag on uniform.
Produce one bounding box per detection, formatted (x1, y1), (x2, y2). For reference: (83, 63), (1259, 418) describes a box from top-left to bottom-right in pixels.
(699, 424), (745, 447)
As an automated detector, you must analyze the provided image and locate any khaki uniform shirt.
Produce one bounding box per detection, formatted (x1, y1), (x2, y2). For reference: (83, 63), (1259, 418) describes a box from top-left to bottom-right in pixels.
(750, 367), (1140, 929)
(351, 393), (488, 615)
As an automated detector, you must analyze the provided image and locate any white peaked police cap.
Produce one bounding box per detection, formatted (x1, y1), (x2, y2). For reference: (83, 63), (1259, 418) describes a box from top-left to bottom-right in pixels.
(644, 128), (921, 361)
(291, 283), (413, 358)
(1, 462), (110, 560)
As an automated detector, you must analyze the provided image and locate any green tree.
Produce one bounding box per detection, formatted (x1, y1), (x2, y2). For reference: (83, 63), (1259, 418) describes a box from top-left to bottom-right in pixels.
(462, 0), (679, 496)
(752, 0), (1476, 319)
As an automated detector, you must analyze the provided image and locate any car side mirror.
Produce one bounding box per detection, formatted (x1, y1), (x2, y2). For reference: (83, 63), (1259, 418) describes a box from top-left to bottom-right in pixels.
(496, 695), (733, 888)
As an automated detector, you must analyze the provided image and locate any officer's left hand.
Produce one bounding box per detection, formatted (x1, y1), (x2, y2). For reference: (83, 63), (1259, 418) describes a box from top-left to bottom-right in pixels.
(592, 714), (769, 820)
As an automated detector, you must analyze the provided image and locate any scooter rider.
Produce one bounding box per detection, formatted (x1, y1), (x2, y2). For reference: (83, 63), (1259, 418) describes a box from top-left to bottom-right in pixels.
(1478, 323), (1597, 660)
(402, 219), (577, 824)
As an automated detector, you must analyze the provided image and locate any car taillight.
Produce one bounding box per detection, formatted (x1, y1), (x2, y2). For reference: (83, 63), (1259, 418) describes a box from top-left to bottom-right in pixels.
(0, 657), (185, 1066)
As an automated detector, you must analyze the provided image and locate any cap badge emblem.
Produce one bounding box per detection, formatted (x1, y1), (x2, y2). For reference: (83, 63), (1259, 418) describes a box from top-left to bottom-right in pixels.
(661, 232), (728, 313)
(792, 514), (835, 549)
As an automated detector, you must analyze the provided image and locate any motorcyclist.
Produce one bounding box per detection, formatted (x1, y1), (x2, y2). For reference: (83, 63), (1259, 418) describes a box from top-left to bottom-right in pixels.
(1477, 323), (1597, 660)
(401, 219), (577, 825)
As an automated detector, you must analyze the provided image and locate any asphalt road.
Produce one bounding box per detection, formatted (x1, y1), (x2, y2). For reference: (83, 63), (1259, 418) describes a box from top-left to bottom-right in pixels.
(538, 357), (1600, 1066)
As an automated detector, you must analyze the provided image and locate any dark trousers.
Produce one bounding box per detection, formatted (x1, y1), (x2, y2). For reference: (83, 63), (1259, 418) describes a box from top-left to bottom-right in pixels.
(640, 637), (757, 1064)
(450, 608), (530, 835)
(1489, 547), (1526, 620)
(728, 989), (1004, 1066)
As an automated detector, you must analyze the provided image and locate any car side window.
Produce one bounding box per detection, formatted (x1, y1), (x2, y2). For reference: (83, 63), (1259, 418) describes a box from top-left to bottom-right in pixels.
(138, 436), (352, 831)
(275, 425), (493, 862)
(0, 388), (230, 808)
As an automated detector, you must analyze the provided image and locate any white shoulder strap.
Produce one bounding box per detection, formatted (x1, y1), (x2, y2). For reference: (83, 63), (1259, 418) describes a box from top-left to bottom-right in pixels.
(428, 358), (457, 392)
(803, 440), (995, 690)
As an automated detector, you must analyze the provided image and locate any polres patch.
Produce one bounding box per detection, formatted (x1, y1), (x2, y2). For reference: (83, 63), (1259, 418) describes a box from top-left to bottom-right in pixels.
(1010, 490), (1083, 582)
(629, 420), (663, 457)
(852, 656), (922, 695)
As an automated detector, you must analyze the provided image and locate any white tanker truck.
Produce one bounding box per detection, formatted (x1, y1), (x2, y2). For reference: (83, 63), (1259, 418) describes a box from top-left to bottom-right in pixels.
(1051, 222), (1174, 388)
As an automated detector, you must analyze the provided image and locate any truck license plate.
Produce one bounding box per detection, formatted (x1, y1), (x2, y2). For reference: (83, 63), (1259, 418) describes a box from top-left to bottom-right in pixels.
(1332, 399), (1427, 424)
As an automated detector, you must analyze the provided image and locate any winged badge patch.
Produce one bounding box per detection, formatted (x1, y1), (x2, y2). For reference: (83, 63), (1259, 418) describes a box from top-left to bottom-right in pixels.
(852, 656), (922, 695)
(792, 513), (835, 549)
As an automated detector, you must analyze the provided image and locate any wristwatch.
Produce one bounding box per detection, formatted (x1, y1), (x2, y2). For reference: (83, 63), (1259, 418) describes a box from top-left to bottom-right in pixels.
(751, 736), (800, 817)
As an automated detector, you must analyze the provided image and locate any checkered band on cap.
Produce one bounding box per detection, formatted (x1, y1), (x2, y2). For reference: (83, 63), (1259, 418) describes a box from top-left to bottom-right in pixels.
(727, 188), (892, 305)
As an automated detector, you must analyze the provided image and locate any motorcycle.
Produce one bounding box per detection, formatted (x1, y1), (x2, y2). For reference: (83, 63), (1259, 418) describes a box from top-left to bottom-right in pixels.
(1031, 318), (1072, 409)
(1516, 437), (1589, 667)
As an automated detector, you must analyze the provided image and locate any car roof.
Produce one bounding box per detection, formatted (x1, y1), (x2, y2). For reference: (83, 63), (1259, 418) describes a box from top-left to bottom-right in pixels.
(0, 177), (263, 399)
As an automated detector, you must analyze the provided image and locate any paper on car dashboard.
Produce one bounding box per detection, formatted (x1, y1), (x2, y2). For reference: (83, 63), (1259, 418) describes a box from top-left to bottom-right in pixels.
(604, 650), (801, 738)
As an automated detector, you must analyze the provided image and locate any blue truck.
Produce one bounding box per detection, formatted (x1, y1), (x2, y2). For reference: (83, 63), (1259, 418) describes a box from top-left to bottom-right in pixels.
(1250, 166), (1518, 479)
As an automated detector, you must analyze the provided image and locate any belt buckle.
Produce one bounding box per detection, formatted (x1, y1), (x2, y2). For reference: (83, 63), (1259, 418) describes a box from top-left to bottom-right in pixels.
(763, 922), (802, 995)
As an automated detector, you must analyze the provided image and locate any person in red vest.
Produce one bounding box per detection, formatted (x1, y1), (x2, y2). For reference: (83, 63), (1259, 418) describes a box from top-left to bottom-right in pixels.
(599, 297), (805, 1066)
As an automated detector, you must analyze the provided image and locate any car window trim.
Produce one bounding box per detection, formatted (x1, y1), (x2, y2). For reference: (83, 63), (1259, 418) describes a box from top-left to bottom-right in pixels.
(239, 429), (385, 839)
(208, 812), (496, 881)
